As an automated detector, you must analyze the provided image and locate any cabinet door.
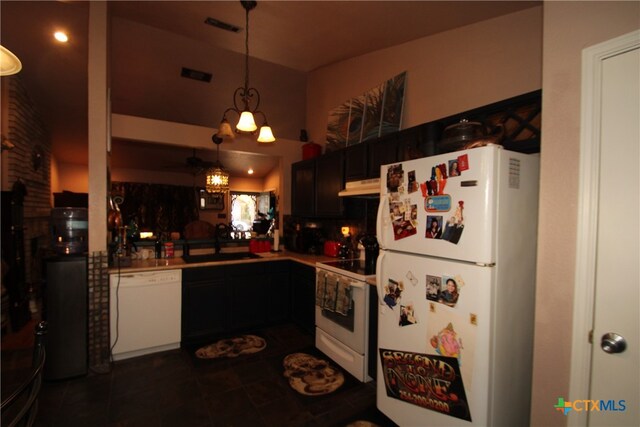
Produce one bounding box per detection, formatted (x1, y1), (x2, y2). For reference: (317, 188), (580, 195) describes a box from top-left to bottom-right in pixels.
(227, 263), (267, 331)
(315, 150), (344, 217)
(291, 159), (316, 216)
(367, 133), (398, 178)
(290, 262), (316, 335)
(396, 126), (426, 161)
(266, 261), (291, 324)
(182, 267), (229, 345)
(344, 143), (368, 181)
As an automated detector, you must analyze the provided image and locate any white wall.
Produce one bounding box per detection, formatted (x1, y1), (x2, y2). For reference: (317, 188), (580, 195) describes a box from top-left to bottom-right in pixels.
(531, 3), (639, 426)
(307, 7), (543, 145)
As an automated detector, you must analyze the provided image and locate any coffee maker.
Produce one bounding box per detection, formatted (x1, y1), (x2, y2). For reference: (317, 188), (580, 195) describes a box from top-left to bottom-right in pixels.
(359, 234), (379, 272)
(283, 221), (323, 254)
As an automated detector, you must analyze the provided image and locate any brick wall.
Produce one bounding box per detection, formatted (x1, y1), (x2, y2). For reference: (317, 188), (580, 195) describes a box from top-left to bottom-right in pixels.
(4, 75), (52, 289)
(3, 76), (111, 371)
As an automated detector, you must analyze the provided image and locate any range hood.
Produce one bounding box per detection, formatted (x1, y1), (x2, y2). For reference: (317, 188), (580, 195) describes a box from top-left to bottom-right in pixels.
(338, 178), (380, 197)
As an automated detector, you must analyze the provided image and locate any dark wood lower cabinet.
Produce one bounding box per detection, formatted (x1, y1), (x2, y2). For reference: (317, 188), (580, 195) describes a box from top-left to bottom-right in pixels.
(290, 262), (316, 336)
(181, 266), (230, 345)
(227, 263), (268, 331)
(266, 261), (291, 324)
(181, 260), (300, 346)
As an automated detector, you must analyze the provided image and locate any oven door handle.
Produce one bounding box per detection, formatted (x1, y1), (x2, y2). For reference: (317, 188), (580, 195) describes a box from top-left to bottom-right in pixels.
(348, 281), (365, 290)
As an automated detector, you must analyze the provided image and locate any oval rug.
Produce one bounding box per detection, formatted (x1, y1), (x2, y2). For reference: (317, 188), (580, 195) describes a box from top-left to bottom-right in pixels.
(283, 352), (345, 396)
(195, 335), (266, 359)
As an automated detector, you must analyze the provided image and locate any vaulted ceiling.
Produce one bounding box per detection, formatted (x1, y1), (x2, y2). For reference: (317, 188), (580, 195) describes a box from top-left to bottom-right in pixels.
(1, 1), (539, 178)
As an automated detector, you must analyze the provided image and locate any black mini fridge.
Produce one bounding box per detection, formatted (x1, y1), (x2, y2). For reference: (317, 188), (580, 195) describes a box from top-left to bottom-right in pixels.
(44, 255), (88, 380)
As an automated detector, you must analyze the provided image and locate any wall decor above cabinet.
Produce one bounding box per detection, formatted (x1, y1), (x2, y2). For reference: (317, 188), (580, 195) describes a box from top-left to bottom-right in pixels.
(326, 72), (407, 151)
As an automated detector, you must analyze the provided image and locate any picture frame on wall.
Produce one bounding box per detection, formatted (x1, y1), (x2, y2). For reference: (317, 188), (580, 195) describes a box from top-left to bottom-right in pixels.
(199, 189), (225, 210)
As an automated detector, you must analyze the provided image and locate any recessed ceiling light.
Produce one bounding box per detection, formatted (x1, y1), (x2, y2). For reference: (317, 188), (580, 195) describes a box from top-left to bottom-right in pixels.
(54, 31), (69, 43)
(248, 168), (254, 175)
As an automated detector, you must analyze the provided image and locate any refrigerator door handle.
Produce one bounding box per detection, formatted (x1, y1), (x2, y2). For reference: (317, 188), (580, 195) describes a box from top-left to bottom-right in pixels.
(375, 250), (385, 305)
(376, 194), (388, 249)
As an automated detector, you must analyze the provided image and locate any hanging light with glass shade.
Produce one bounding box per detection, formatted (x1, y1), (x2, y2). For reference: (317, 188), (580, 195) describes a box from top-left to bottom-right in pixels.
(205, 134), (230, 193)
(217, 1), (275, 143)
(0, 45), (22, 76)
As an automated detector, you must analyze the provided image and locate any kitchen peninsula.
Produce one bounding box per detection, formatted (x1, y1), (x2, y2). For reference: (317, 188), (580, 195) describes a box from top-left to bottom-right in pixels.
(110, 248), (333, 273)
(108, 249), (339, 361)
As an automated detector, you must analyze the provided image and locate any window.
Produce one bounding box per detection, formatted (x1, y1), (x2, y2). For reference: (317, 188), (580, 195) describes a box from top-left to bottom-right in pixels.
(230, 192), (258, 232)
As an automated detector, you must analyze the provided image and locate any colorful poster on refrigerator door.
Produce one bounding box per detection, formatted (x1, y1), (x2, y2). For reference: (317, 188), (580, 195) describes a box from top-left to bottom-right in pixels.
(379, 348), (472, 422)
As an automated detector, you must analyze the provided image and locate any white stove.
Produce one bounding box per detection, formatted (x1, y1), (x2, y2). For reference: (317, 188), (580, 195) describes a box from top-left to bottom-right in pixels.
(315, 259), (374, 382)
(316, 259), (376, 281)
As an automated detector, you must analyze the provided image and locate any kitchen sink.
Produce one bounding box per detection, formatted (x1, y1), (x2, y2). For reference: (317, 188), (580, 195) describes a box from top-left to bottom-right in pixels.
(181, 252), (262, 264)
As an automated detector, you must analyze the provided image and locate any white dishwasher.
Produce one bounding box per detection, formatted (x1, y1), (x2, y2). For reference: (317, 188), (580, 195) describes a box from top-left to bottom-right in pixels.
(110, 269), (182, 361)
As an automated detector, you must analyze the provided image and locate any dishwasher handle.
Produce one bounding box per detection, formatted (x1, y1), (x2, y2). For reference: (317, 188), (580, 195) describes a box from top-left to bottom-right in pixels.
(113, 270), (182, 287)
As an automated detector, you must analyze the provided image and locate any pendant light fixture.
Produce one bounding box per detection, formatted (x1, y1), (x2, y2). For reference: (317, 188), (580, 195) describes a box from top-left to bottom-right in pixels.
(0, 45), (22, 76)
(217, 1), (275, 143)
(205, 134), (230, 194)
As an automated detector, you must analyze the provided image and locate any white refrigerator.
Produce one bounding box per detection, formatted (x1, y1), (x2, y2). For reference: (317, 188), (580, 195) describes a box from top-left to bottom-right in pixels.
(375, 145), (539, 426)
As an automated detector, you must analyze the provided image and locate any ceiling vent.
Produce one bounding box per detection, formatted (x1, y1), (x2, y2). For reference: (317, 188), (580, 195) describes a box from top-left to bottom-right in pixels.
(181, 67), (212, 83)
(204, 17), (241, 33)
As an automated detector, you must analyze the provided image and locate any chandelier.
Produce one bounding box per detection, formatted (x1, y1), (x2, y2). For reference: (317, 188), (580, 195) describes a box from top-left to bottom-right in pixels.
(217, 1), (275, 143)
(205, 134), (230, 193)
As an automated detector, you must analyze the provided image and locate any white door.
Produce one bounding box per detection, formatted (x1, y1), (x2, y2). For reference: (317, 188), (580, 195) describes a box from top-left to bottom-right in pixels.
(589, 45), (639, 426)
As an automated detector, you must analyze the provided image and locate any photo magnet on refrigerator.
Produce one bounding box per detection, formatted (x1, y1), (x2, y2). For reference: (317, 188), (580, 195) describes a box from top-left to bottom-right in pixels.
(449, 159), (461, 177)
(383, 278), (404, 309)
(426, 275), (441, 302)
(426, 215), (444, 239)
(386, 163), (404, 193)
(407, 170), (418, 193)
(399, 303), (417, 326)
(389, 199), (418, 240)
(441, 200), (465, 244)
(438, 277), (461, 307)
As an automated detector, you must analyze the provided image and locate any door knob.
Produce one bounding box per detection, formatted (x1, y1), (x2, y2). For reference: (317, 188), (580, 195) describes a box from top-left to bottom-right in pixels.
(600, 332), (627, 354)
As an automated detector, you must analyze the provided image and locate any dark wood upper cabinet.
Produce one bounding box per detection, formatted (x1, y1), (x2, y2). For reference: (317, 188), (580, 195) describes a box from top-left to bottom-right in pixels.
(292, 150), (344, 218)
(314, 150), (344, 217)
(291, 158), (316, 217)
(367, 132), (399, 178)
(292, 90), (541, 219)
(344, 143), (368, 181)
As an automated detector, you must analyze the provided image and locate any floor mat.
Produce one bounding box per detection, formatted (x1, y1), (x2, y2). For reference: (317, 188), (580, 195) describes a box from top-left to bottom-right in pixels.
(336, 406), (398, 427)
(278, 347), (361, 401)
(283, 352), (345, 396)
(195, 334), (267, 359)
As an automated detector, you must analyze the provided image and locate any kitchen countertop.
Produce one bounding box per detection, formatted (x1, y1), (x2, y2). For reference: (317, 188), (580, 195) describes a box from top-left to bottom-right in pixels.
(108, 250), (338, 274)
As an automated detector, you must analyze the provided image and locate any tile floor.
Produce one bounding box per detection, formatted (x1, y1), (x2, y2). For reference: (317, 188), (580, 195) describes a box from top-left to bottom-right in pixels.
(11, 323), (397, 427)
